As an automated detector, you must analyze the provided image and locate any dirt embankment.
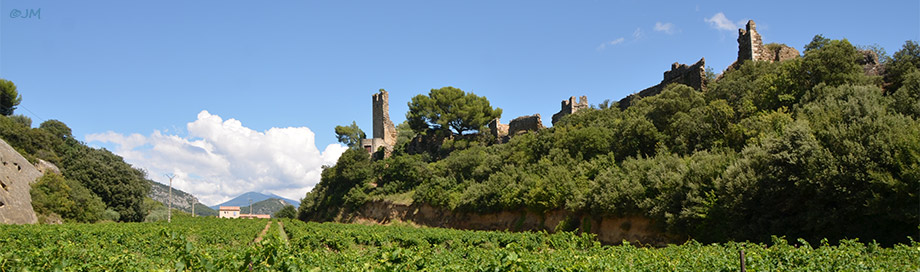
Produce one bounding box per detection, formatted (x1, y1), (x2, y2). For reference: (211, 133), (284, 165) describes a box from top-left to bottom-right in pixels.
(340, 200), (681, 246)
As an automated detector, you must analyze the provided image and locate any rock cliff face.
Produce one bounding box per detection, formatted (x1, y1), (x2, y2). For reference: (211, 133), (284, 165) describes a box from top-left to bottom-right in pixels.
(0, 139), (40, 224)
(345, 200), (678, 246)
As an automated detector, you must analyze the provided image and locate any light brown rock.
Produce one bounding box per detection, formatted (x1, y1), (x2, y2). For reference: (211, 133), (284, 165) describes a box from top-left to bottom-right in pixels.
(0, 138), (40, 224)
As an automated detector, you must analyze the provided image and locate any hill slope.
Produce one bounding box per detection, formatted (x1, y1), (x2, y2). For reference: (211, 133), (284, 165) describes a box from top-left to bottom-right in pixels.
(148, 180), (217, 217)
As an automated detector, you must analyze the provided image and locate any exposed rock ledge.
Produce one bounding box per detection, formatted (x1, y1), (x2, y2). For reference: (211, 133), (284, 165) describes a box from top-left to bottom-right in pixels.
(340, 200), (681, 246)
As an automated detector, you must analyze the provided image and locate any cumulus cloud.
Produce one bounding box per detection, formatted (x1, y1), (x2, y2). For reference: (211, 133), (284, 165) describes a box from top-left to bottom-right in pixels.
(654, 22), (675, 34)
(596, 37), (625, 50)
(704, 12), (744, 31)
(86, 110), (348, 206)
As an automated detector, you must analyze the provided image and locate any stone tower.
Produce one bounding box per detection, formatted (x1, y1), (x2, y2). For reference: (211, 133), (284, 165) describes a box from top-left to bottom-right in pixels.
(737, 20), (764, 63)
(371, 89), (397, 147)
(551, 96), (588, 125)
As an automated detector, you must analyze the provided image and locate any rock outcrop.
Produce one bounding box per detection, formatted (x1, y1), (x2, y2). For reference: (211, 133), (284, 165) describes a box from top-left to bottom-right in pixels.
(551, 96), (588, 125)
(858, 50), (884, 76)
(0, 139), (40, 224)
(618, 58), (706, 109)
(347, 200), (679, 246)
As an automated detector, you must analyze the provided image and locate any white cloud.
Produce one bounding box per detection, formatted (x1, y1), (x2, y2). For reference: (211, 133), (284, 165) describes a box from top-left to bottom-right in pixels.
(86, 110), (348, 206)
(632, 27), (643, 39)
(704, 12), (744, 31)
(654, 22), (675, 34)
(596, 37), (625, 51)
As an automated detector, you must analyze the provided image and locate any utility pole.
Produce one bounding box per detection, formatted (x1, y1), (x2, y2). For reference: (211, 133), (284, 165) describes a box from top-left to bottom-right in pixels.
(164, 174), (176, 223)
(249, 199), (253, 216)
(191, 199), (195, 217)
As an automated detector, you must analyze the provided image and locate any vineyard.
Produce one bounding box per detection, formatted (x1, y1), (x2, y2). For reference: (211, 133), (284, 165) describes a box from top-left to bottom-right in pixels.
(1, 216), (917, 271)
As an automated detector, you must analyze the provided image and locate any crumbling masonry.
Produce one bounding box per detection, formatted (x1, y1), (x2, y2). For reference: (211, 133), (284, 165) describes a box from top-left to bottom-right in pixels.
(361, 90), (397, 155)
(618, 58), (707, 109)
(733, 20), (799, 67)
(552, 96), (588, 125)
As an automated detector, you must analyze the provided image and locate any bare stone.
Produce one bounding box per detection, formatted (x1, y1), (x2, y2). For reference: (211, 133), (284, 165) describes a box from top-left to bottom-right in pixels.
(618, 58), (706, 109)
(858, 50), (884, 76)
(508, 114), (544, 136)
(372, 90), (397, 147)
(729, 20), (799, 70)
(487, 118), (509, 142)
(551, 96), (588, 125)
(362, 89), (397, 157)
(0, 138), (40, 224)
(34, 159), (61, 175)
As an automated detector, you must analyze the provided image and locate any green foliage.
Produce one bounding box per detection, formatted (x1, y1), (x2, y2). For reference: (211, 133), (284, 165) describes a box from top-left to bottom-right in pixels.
(334, 121), (365, 148)
(9, 114), (31, 128)
(885, 40), (920, 92)
(892, 69), (920, 118)
(299, 148), (373, 221)
(60, 140), (151, 222)
(274, 205), (297, 219)
(3, 217), (917, 271)
(0, 78), (22, 116)
(407, 86), (502, 135)
(30, 173), (106, 223)
(304, 36), (919, 245)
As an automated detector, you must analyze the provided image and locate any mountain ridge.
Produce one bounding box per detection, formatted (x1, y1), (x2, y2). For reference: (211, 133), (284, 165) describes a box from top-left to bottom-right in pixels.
(209, 191), (300, 210)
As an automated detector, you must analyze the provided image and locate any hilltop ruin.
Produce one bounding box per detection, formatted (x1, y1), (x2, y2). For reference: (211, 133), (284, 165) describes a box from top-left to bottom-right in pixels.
(361, 90), (397, 156)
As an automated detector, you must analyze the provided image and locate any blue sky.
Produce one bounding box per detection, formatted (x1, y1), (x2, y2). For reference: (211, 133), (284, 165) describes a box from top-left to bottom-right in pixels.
(2, 0), (918, 205)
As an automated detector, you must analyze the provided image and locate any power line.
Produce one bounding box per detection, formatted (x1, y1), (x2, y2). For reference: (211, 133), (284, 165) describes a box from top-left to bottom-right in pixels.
(18, 105), (45, 123)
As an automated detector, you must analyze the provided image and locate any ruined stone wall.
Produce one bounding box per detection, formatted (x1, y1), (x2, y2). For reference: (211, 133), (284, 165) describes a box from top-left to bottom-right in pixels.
(618, 58), (706, 109)
(734, 20), (799, 68)
(737, 20), (765, 63)
(0, 138), (39, 224)
(551, 96), (588, 125)
(372, 90), (397, 147)
(508, 114), (544, 136)
(488, 118), (509, 142)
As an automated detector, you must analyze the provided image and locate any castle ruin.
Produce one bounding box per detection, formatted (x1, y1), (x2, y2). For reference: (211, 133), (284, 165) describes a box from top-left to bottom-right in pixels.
(551, 96), (588, 125)
(618, 58), (706, 109)
(361, 90), (397, 156)
(734, 20), (799, 67)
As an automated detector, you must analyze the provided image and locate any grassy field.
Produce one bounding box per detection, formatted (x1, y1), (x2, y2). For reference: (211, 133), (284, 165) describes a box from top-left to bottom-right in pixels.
(1, 215), (917, 271)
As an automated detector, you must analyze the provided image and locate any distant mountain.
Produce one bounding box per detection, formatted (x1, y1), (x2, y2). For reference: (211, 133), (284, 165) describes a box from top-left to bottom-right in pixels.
(209, 192), (300, 210)
(148, 180), (217, 217)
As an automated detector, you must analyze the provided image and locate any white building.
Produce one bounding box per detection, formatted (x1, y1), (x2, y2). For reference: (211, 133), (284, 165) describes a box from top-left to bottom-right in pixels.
(218, 206), (240, 218)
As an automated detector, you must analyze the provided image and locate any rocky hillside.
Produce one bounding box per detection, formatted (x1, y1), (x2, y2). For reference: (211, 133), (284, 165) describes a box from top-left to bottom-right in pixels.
(148, 180), (216, 217)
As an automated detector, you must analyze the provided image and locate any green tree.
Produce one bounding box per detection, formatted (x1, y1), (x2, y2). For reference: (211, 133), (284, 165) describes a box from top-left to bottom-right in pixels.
(61, 143), (151, 222)
(884, 40), (920, 92)
(31, 173), (106, 223)
(274, 205), (297, 219)
(407, 87), (502, 135)
(0, 79), (22, 116)
(334, 121), (366, 148)
(39, 119), (72, 140)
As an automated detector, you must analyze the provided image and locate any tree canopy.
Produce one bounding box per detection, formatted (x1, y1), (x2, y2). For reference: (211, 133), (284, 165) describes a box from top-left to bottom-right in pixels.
(334, 121), (366, 148)
(407, 87), (502, 135)
(301, 38), (920, 246)
(0, 78), (22, 116)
